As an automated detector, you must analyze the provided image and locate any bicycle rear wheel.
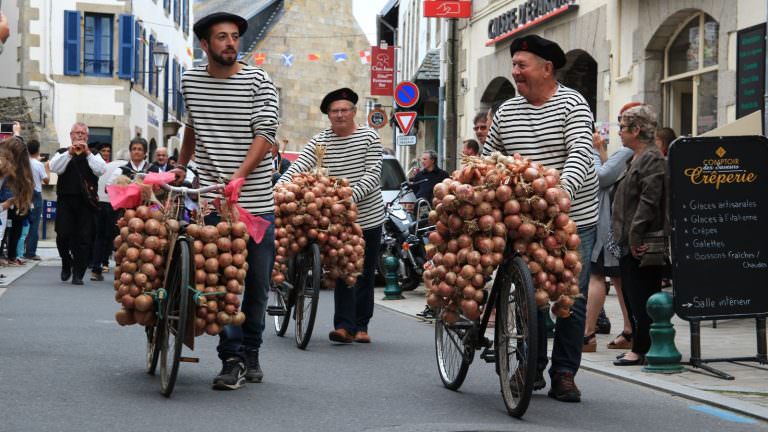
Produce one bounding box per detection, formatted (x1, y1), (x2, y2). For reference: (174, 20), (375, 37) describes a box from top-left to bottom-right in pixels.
(159, 237), (191, 397)
(495, 255), (538, 418)
(295, 243), (320, 350)
(145, 324), (161, 375)
(435, 312), (474, 390)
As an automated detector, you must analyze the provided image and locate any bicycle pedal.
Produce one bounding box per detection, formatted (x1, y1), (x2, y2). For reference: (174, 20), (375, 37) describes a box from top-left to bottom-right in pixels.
(179, 357), (199, 363)
(480, 348), (496, 363)
(267, 306), (287, 316)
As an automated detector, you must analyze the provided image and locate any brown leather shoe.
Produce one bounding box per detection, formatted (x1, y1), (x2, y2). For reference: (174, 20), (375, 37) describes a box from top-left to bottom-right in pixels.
(582, 333), (597, 353)
(354, 331), (371, 343)
(329, 328), (354, 343)
(548, 371), (581, 402)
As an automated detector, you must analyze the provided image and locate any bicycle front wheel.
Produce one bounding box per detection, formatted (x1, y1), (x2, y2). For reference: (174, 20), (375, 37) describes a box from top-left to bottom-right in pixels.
(159, 237), (191, 397)
(435, 312), (474, 390)
(495, 255), (538, 418)
(295, 243), (320, 350)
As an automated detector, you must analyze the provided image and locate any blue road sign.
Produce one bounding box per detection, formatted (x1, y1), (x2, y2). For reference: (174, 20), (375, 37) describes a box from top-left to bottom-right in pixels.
(394, 81), (420, 108)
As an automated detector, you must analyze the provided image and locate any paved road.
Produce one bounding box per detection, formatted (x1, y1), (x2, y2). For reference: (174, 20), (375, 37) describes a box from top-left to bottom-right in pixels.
(0, 267), (765, 432)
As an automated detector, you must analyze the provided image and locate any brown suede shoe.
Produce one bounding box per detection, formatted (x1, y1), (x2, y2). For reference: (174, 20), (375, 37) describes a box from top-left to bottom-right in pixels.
(354, 331), (371, 343)
(548, 371), (581, 402)
(329, 328), (354, 343)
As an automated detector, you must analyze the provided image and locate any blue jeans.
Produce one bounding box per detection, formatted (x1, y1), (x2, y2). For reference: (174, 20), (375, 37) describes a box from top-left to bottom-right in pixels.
(207, 213), (275, 362)
(537, 224), (596, 376)
(334, 225), (382, 334)
(24, 192), (42, 258)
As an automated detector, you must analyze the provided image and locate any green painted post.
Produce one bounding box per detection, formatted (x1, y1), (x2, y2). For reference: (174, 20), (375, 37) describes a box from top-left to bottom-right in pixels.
(382, 255), (404, 300)
(644, 291), (685, 374)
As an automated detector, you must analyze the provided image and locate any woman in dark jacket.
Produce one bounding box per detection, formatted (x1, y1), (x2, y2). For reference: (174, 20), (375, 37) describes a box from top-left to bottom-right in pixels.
(611, 104), (667, 366)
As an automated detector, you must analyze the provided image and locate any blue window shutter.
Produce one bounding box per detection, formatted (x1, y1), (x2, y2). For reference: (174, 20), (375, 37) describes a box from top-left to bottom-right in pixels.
(140, 29), (146, 87)
(133, 21), (140, 82)
(148, 36), (155, 95)
(118, 15), (134, 79)
(63, 10), (81, 76)
(172, 59), (178, 114)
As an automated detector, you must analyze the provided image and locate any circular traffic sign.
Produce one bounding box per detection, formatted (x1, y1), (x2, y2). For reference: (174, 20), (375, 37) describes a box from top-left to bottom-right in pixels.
(367, 108), (387, 129)
(394, 81), (420, 108)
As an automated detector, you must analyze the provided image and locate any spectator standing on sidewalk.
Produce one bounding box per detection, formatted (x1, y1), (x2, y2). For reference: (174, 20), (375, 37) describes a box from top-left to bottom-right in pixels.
(483, 34), (599, 402)
(409, 150), (448, 204)
(177, 12), (279, 390)
(148, 147), (170, 173)
(49, 122), (107, 285)
(655, 127), (676, 157)
(0, 137), (32, 265)
(462, 139), (479, 157)
(2, 122), (34, 266)
(277, 88), (384, 345)
(611, 104), (667, 367)
(473, 111), (489, 146)
(23, 139), (49, 261)
(583, 120), (634, 353)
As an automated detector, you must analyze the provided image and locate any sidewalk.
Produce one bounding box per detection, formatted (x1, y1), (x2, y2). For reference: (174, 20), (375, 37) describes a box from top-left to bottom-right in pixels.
(373, 282), (768, 421)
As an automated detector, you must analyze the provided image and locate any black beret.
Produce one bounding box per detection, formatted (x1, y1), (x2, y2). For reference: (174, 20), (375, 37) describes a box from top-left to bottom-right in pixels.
(320, 88), (359, 114)
(509, 34), (566, 69)
(193, 12), (248, 40)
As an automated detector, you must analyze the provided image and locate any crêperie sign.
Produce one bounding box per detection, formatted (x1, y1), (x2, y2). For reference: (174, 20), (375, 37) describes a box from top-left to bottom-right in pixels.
(669, 136), (768, 320)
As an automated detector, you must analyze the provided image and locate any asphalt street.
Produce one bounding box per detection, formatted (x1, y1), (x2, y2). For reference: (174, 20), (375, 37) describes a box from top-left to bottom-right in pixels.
(0, 267), (765, 432)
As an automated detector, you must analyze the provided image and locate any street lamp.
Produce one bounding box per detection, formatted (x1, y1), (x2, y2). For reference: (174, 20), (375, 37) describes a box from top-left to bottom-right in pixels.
(153, 42), (169, 73)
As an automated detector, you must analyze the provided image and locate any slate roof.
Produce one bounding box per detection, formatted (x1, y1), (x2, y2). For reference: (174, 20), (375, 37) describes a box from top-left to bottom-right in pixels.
(194, 0), (277, 21)
(413, 49), (440, 81)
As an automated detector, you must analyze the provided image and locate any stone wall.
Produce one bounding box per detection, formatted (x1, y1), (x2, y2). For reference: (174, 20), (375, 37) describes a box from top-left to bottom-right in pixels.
(248, 0), (394, 151)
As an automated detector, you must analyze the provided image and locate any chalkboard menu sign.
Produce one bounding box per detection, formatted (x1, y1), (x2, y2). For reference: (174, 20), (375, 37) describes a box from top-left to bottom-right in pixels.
(736, 24), (766, 119)
(669, 136), (768, 320)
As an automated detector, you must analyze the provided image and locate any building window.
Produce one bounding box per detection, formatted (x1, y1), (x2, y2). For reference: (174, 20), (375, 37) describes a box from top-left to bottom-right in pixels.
(84, 13), (114, 76)
(174, 0), (180, 25)
(662, 13), (719, 136)
(88, 127), (113, 151)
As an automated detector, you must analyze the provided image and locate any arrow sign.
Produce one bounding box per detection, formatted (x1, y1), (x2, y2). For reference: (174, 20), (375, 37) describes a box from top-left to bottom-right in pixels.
(394, 111), (417, 135)
(394, 81), (420, 108)
(424, 0), (472, 18)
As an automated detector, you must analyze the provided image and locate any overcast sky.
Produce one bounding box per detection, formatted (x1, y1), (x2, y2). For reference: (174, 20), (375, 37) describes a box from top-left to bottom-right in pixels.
(353, 0), (391, 45)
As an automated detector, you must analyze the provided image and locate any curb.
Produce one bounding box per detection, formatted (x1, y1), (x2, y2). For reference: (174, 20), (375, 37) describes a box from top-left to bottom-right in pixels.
(373, 300), (768, 422)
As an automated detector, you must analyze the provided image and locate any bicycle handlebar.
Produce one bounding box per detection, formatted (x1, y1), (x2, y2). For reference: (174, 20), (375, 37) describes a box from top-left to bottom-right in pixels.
(135, 173), (224, 197)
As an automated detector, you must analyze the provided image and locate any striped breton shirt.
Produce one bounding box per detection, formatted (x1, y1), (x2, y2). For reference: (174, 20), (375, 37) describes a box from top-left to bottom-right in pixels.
(483, 84), (599, 228)
(277, 126), (385, 230)
(181, 64), (279, 215)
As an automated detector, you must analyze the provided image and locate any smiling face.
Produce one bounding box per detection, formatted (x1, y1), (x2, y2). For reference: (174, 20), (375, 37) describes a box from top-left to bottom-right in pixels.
(511, 51), (552, 102)
(201, 22), (240, 67)
(154, 148), (168, 165)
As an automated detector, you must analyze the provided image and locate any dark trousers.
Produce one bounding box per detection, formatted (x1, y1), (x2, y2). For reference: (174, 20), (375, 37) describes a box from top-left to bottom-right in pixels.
(25, 191), (43, 258)
(211, 213), (275, 361)
(537, 225), (596, 376)
(6, 208), (26, 261)
(55, 195), (96, 278)
(334, 225), (382, 334)
(90, 202), (118, 273)
(619, 254), (662, 355)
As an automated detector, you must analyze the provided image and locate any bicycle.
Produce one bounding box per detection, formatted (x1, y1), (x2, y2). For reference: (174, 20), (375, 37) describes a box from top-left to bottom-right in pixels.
(144, 180), (224, 397)
(434, 246), (538, 418)
(268, 240), (322, 350)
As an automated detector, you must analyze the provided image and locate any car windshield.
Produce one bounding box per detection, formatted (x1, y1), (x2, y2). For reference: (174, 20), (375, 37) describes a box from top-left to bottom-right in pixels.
(381, 159), (405, 190)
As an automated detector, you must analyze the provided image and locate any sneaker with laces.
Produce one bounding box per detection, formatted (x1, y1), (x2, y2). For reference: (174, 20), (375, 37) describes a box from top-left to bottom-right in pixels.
(548, 371), (581, 402)
(212, 357), (246, 390)
(244, 350), (263, 383)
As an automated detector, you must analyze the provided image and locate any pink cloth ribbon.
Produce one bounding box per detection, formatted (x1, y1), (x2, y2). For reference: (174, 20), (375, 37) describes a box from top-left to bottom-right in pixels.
(106, 183), (142, 210)
(142, 171), (176, 185)
(223, 178), (270, 244)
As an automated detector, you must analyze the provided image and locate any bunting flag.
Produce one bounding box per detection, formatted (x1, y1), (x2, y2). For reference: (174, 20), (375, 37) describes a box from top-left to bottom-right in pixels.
(186, 47), (193, 57)
(333, 52), (348, 62)
(359, 50), (371, 64)
(282, 53), (294, 67)
(308, 53), (320, 61)
(137, 36), (149, 46)
(253, 52), (267, 65)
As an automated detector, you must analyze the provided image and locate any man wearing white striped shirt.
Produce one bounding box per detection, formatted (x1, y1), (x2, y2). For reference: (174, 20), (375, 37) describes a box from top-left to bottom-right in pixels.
(483, 35), (599, 403)
(278, 88), (385, 344)
(177, 12), (280, 391)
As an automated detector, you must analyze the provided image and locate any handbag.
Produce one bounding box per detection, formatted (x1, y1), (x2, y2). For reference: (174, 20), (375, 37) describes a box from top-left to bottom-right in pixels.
(639, 230), (670, 268)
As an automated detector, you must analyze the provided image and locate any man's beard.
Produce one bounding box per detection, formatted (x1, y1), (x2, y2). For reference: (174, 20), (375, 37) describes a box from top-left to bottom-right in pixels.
(210, 50), (237, 66)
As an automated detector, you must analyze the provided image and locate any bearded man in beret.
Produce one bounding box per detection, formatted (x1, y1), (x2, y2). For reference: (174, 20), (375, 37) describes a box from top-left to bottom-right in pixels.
(483, 34), (599, 403)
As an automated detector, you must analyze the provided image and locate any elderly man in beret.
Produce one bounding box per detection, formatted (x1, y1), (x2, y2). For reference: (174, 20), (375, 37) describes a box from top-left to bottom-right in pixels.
(483, 34), (599, 403)
(277, 88), (384, 345)
(174, 11), (280, 391)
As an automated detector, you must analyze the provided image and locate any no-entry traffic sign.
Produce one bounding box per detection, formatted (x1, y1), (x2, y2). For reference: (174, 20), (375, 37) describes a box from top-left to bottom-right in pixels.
(423, 0), (472, 19)
(394, 111), (417, 135)
(394, 81), (420, 108)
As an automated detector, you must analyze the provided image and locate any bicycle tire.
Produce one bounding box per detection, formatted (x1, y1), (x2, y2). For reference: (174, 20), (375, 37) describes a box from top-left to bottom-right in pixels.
(145, 324), (161, 375)
(495, 255), (538, 418)
(295, 243), (320, 350)
(159, 237), (191, 397)
(435, 311), (474, 390)
(270, 284), (291, 336)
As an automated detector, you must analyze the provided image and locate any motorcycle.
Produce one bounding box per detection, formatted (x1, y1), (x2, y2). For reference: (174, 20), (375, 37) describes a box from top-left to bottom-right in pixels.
(377, 180), (434, 291)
